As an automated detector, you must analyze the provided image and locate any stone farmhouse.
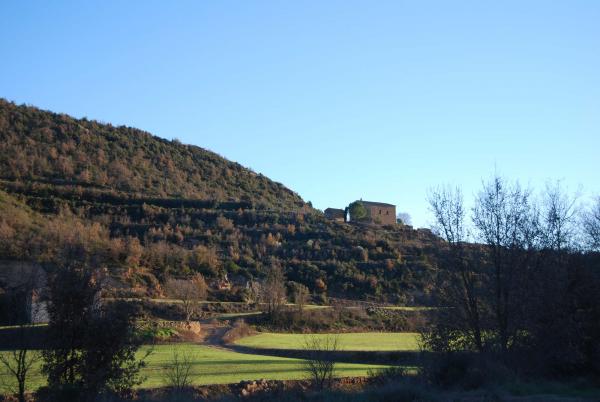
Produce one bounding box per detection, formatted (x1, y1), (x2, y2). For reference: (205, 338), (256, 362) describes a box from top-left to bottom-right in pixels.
(324, 200), (397, 225)
(359, 201), (396, 225)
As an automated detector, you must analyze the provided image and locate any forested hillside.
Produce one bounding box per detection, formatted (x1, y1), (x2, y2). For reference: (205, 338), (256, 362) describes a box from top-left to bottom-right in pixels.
(0, 99), (306, 210)
(0, 100), (441, 303)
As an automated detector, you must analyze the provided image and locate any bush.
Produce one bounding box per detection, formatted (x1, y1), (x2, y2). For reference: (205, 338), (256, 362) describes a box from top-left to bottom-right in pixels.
(301, 335), (339, 390)
(163, 348), (196, 390)
(138, 324), (178, 343)
(222, 319), (255, 344)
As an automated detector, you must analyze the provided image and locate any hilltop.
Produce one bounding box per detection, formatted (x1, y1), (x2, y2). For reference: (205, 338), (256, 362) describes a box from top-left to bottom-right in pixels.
(0, 99), (306, 210)
(0, 100), (441, 303)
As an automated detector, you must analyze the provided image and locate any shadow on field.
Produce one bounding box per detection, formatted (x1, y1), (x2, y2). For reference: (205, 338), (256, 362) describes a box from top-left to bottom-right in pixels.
(224, 344), (426, 366)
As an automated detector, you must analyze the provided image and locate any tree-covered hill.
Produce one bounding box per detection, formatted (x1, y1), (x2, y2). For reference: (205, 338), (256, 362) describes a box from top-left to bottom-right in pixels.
(0, 100), (441, 304)
(0, 99), (306, 210)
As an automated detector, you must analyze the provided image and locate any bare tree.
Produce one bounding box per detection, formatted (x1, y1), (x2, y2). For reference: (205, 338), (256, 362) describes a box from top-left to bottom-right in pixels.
(517, 185), (591, 376)
(164, 274), (207, 323)
(540, 181), (579, 252)
(243, 280), (261, 305)
(301, 335), (339, 390)
(0, 266), (43, 402)
(472, 175), (539, 353)
(292, 282), (310, 314)
(0, 316), (41, 402)
(583, 196), (600, 251)
(163, 347), (196, 390)
(428, 185), (468, 245)
(261, 265), (287, 317)
(396, 212), (412, 225)
(425, 185), (485, 352)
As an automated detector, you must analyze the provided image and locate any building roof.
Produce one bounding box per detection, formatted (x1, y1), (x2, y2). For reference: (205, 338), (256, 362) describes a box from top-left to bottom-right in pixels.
(361, 201), (395, 208)
(324, 208), (345, 217)
(324, 208), (345, 213)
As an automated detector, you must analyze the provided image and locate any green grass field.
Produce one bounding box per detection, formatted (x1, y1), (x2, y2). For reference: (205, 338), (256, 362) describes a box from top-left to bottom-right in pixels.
(235, 332), (420, 351)
(0, 344), (388, 391)
(141, 345), (386, 387)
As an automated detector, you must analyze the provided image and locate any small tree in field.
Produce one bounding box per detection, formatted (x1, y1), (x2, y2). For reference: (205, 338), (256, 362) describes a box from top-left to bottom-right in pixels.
(0, 342), (39, 402)
(163, 347), (196, 390)
(0, 302), (41, 402)
(165, 274), (207, 322)
(0, 265), (43, 402)
(301, 335), (340, 390)
(0, 347), (40, 402)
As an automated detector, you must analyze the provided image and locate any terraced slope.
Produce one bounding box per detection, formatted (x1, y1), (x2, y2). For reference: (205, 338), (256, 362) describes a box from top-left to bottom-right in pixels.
(0, 100), (442, 303)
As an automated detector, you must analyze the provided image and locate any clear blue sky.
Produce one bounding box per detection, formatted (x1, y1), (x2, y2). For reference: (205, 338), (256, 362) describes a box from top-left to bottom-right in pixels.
(1, 1), (599, 227)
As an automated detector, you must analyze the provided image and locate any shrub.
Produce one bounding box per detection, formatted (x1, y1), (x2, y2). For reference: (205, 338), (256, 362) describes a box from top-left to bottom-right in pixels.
(222, 319), (255, 344)
(138, 324), (178, 343)
(301, 335), (339, 390)
(163, 348), (196, 390)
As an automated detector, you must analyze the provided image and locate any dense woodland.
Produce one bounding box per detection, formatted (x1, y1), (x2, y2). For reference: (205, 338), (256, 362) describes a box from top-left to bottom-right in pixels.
(0, 100), (441, 303)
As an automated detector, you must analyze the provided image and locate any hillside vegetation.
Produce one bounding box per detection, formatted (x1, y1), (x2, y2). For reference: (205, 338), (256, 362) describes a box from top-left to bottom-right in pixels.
(0, 100), (441, 303)
(0, 99), (305, 210)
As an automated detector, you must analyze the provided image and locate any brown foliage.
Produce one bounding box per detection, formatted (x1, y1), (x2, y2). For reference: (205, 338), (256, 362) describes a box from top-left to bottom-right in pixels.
(164, 276), (207, 322)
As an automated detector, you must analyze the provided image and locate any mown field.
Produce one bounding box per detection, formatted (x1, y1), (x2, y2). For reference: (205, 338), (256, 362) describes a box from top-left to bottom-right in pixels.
(0, 344), (389, 391)
(235, 332), (420, 351)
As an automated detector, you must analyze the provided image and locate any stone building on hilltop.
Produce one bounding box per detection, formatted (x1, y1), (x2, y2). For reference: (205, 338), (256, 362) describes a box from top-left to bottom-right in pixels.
(324, 200), (396, 225)
(359, 201), (396, 225)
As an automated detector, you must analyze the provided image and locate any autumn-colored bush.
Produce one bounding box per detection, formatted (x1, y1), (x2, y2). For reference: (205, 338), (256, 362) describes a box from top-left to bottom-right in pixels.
(222, 319), (256, 344)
